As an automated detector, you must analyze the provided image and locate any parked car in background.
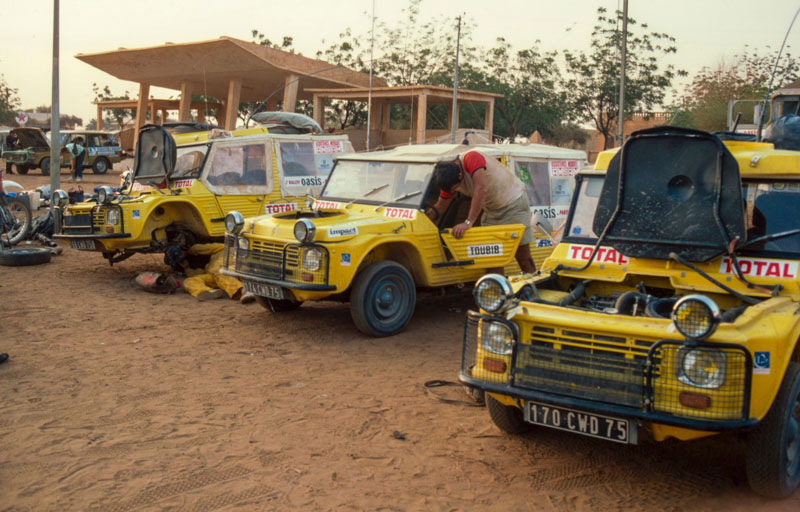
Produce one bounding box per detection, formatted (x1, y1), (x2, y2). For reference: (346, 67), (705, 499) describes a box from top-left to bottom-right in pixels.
(57, 130), (123, 175)
(1, 127), (60, 175)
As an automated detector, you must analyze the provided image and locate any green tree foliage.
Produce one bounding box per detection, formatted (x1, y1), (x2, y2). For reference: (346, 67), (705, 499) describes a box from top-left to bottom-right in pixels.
(0, 74), (21, 125)
(92, 83), (133, 129)
(563, 7), (685, 149)
(676, 46), (800, 132)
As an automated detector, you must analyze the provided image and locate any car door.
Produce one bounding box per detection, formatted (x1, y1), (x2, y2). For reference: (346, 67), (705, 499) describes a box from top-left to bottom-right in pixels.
(439, 224), (525, 269)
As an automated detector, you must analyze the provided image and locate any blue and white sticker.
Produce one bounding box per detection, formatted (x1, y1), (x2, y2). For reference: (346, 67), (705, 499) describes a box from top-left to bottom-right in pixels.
(753, 351), (771, 375)
(572, 226), (582, 235)
(132, 209), (140, 219)
(340, 253), (351, 266)
(536, 238), (553, 248)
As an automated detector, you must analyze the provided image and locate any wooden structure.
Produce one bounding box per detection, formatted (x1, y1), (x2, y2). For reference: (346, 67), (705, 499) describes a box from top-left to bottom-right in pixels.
(308, 85), (502, 149)
(76, 36), (384, 137)
(93, 98), (223, 130)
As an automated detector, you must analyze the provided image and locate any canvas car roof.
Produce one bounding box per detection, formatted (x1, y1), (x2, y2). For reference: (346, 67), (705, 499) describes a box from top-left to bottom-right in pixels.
(336, 143), (586, 163)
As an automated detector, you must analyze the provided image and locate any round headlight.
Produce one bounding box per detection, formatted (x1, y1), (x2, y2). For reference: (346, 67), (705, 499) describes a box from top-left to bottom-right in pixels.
(677, 346), (727, 388)
(294, 219), (316, 243)
(97, 186), (113, 205)
(671, 295), (720, 340)
(303, 248), (323, 271)
(106, 209), (119, 225)
(54, 189), (69, 208)
(225, 211), (244, 235)
(237, 236), (250, 250)
(474, 274), (514, 313)
(481, 321), (515, 355)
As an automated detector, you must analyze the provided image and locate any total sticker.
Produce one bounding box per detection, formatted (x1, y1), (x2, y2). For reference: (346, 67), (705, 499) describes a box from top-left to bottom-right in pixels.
(328, 226), (358, 238)
(173, 179), (194, 189)
(753, 351), (771, 375)
(264, 202), (298, 215)
(340, 253), (351, 266)
(467, 243), (503, 257)
(383, 207), (417, 220)
(314, 200), (342, 210)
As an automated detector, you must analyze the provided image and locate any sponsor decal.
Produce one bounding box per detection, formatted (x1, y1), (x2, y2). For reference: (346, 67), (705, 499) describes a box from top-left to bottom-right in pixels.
(285, 176), (325, 187)
(536, 238), (553, 248)
(340, 253), (351, 266)
(532, 207), (558, 220)
(383, 207), (417, 220)
(173, 179), (194, 189)
(314, 140), (344, 154)
(264, 202), (298, 215)
(550, 160), (580, 177)
(467, 243), (503, 257)
(131, 183), (150, 191)
(314, 200), (342, 210)
(132, 209), (140, 220)
(753, 351), (771, 375)
(719, 257), (797, 278)
(328, 226), (358, 238)
(567, 244), (630, 265)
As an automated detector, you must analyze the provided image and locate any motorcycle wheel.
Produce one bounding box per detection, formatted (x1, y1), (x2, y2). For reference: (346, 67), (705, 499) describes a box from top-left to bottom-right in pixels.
(2, 197), (32, 246)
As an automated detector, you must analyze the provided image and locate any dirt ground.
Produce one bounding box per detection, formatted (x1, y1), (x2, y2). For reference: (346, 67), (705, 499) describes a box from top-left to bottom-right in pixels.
(2, 165), (800, 511)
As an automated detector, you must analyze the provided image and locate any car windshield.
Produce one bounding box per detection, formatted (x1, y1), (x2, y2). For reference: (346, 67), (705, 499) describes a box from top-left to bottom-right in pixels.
(740, 180), (800, 257)
(171, 144), (209, 179)
(562, 175), (604, 242)
(321, 160), (433, 207)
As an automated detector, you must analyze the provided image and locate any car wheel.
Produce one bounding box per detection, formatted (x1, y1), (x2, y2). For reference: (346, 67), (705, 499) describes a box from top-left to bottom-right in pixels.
(254, 295), (302, 312)
(0, 247), (51, 266)
(486, 394), (531, 435)
(39, 158), (50, 176)
(2, 197), (32, 246)
(350, 260), (416, 337)
(746, 362), (800, 498)
(16, 164), (29, 175)
(92, 157), (110, 174)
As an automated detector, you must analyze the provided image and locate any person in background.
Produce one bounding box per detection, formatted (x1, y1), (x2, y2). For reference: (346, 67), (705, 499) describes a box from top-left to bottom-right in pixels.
(4, 131), (19, 175)
(65, 136), (86, 182)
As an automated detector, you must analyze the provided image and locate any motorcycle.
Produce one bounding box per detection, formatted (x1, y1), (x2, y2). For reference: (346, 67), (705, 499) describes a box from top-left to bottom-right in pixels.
(0, 169), (32, 247)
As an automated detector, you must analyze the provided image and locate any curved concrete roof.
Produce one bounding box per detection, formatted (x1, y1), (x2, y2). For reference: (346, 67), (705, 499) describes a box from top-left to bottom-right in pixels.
(76, 36), (386, 102)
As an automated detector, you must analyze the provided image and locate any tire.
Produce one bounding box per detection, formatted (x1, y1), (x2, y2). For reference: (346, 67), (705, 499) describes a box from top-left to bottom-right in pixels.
(350, 260), (416, 337)
(0, 247), (52, 266)
(746, 362), (800, 498)
(39, 157), (50, 176)
(92, 157), (110, 174)
(254, 295), (302, 312)
(16, 165), (29, 175)
(486, 394), (531, 434)
(2, 197), (32, 246)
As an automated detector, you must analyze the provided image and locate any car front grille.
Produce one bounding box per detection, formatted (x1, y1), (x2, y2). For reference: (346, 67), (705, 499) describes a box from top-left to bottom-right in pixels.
(63, 213), (93, 234)
(226, 238), (299, 280)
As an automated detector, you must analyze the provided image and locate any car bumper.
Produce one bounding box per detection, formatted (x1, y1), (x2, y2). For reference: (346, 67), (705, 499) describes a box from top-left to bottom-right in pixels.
(220, 268), (336, 291)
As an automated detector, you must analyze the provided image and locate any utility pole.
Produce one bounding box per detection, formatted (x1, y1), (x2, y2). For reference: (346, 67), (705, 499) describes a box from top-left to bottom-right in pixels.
(616, 0), (628, 146)
(365, 0), (375, 152)
(450, 15), (461, 144)
(50, 0), (61, 208)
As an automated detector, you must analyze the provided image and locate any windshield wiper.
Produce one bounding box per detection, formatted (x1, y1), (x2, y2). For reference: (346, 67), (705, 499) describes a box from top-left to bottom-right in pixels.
(374, 190), (421, 211)
(737, 228), (800, 250)
(364, 183), (389, 198)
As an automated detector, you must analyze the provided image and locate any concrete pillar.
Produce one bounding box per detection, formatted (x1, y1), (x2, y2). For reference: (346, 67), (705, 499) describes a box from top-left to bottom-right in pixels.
(134, 83), (150, 150)
(223, 78), (242, 130)
(484, 99), (494, 139)
(197, 108), (205, 123)
(96, 104), (103, 130)
(312, 94), (325, 130)
(179, 80), (193, 122)
(282, 73), (299, 112)
(415, 91), (428, 144)
(160, 109), (168, 124)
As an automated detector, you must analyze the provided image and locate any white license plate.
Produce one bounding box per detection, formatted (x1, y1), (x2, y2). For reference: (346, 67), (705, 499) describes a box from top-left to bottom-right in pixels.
(525, 401), (636, 444)
(68, 239), (96, 250)
(243, 280), (284, 300)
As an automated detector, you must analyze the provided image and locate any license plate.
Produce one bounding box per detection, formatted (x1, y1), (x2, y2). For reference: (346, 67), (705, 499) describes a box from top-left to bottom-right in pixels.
(525, 401), (636, 444)
(68, 239), (96, 250)
(243, 280), (284, 300)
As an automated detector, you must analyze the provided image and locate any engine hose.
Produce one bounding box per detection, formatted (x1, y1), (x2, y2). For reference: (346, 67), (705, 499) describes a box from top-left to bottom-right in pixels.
(614, 291), (649, 315)
(531, 279), (592, 307)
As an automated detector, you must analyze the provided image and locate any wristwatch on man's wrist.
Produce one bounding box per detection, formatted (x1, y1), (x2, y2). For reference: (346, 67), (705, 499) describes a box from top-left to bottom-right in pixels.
(464, 219), (471, 226)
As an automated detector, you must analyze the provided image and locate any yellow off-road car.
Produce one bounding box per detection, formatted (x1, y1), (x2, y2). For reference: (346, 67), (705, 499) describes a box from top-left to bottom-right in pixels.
(460, 125), (800, 498)
(53, 115), (353, 267)
(220, 143), (587, 336)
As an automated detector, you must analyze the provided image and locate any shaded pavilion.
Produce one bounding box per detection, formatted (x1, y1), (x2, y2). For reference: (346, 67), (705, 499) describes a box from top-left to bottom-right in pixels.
(76, 36), (385, 135)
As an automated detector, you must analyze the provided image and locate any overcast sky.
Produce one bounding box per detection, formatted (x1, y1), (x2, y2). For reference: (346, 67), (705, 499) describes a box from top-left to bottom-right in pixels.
(2, 0), (799, 126)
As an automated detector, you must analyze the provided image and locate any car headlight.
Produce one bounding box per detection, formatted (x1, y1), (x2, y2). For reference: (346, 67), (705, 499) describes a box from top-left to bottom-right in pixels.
(294, 219), (316, 243)
(303, 247), (323, 271)
(237, 236), (249, 250)
(53, 189), (69, 208)
(481, 320), (515, 355)
(98, 186), (113, 205)
(225, 211), (244, 235)
(474, 274), (514, 313)
(106, 209), (119, 225)
(676, 346), (727, 389)
(671, 295), (720, 340)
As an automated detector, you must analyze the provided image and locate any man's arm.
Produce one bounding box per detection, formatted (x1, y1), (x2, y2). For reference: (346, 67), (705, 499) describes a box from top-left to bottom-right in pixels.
(452, 168), (486, 238)
(426, 195), (454, 221)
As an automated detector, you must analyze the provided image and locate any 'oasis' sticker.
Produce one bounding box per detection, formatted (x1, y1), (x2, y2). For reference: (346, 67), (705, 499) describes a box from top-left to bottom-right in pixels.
(328, 226), (358, 238)
(467, 244), (503, 257)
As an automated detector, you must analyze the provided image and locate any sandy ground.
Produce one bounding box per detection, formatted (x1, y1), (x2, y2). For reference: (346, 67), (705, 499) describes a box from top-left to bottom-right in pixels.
(1, 165), (800, 511)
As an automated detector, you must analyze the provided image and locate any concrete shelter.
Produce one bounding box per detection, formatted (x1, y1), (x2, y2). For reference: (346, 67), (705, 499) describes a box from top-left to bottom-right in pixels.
(76, 36), (385, 134)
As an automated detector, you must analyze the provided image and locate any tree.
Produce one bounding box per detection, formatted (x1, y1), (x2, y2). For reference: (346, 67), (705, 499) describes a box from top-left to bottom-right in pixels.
(563, 7), (686, 149)
(676, 46), (800, 131)
(92, 83), (133, 129)
(30, 105), (83, 129)
(0, 74), (21, 125)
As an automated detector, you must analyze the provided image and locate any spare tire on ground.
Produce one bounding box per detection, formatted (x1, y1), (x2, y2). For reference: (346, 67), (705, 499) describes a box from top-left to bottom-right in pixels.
(0, 248), (52, 266)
